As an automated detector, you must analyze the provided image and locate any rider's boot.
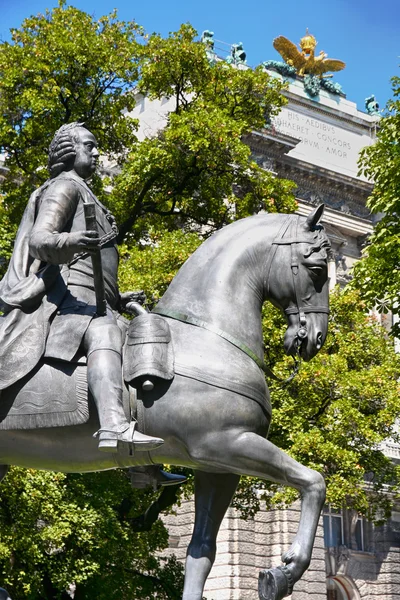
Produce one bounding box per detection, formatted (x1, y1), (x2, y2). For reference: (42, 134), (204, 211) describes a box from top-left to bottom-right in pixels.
(87, 348), (163, 453)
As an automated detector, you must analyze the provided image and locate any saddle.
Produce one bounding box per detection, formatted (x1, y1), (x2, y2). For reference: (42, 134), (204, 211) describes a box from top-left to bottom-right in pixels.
(0, 358), (89, 430)
(0, 311), (269, 431)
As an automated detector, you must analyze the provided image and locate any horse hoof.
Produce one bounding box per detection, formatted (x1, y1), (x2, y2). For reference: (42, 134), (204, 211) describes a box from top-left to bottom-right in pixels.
(258, 566), (293, 600)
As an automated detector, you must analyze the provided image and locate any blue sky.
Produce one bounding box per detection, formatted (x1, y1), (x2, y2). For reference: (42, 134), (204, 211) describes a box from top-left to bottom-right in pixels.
(0, 0), (398, 112)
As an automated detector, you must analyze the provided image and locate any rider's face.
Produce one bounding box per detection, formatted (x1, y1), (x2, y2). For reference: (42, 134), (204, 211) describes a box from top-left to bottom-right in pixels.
(73, 129), (99, 179)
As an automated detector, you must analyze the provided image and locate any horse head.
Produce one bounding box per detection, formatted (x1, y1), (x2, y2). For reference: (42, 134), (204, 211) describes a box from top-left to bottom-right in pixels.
(267, 205), (330, 361)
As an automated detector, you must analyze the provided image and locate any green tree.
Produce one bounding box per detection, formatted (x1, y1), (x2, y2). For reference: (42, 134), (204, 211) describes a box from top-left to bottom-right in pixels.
(111, 23), (297, 242)
(0, 1), (140, 234)
(351, 73), (400, 335)
(0, 468), (184, 599)
(259, 288), (400, 522)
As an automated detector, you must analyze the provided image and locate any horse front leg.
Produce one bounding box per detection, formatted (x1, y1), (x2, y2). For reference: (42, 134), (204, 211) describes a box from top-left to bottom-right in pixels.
(201, 431), (325, 600)
(183, 470), (239, 600)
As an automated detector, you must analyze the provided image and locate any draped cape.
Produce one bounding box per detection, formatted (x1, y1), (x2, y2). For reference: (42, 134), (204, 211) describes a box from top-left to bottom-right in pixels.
(0, 181), (67, 390)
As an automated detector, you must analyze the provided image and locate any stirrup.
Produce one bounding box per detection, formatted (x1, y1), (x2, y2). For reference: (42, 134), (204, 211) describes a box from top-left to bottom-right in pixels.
(94, 423), (164, 453)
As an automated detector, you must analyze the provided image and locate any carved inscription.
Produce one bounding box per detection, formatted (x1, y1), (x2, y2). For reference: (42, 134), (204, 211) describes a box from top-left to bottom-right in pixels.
(275, 110), (351, 158)
(272, 107), (371, 179)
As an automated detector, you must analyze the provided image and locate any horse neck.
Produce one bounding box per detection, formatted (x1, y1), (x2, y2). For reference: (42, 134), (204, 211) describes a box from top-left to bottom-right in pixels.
(157, 214), (285, 357)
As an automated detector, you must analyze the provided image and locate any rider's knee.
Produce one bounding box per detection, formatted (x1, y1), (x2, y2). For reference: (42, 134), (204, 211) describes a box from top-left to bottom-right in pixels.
(84, 315), (122, 356)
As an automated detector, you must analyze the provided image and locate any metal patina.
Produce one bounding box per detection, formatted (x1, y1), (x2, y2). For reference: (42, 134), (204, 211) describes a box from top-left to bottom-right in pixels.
(0, 125), (331, 600)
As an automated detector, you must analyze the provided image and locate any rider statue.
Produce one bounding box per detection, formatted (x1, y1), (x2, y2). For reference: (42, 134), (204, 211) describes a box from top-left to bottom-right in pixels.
(0, 123), (181, 483)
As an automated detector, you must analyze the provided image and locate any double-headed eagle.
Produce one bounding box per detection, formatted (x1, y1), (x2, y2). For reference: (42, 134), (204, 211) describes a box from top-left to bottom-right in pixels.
(273, 31), (345, 78)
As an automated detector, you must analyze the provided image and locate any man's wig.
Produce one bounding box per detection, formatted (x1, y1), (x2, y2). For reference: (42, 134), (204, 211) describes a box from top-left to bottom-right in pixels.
(48, 122), (86, 178)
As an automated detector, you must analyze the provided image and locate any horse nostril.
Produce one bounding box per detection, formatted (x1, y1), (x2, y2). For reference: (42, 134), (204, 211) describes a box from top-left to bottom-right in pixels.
(316, 331), (323, 349)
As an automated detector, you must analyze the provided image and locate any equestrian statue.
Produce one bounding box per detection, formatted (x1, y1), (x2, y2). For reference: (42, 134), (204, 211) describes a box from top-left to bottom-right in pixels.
(0, 123), (331, 600)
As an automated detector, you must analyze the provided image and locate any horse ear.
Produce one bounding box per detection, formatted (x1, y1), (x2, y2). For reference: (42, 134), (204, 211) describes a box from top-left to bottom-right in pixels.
(305, 204), (325, 230)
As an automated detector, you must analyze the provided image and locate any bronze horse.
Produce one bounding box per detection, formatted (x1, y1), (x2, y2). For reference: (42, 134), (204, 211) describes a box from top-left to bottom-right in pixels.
(0, 206), (330, 600)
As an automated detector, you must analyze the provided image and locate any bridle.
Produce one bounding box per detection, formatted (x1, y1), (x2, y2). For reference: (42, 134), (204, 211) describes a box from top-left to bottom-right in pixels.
(266, 215), (330, 355)
(152, 215), (330, 385)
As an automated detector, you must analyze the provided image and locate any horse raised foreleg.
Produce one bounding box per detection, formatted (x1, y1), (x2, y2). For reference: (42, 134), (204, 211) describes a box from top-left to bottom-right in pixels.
(183, 470), (239, 600)
(204, 431), (325, 600)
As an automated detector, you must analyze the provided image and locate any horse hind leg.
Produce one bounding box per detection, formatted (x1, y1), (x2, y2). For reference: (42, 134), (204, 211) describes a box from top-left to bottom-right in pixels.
(183, 470), (239, 600)
(200, 431), (325, 600)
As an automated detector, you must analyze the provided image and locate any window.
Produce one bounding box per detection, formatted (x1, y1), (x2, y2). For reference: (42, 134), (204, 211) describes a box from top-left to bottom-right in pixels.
(324, 505), (344, 547)
(323, 505), (370, 552)
(354, 515), (365, 551)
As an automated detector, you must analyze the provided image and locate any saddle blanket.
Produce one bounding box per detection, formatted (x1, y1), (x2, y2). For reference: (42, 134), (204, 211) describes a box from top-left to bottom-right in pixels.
(0, 359), (89, 430)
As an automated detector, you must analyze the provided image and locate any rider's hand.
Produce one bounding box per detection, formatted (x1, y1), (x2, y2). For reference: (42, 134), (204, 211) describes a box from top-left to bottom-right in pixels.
(65, 230), (101, 255)
(119, 290), (147, 310)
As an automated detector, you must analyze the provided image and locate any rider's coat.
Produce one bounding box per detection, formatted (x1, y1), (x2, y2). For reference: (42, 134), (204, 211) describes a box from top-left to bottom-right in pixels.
(0, 171), (120, 387)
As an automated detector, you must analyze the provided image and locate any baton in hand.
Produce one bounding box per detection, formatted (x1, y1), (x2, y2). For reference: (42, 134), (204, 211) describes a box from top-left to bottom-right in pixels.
(83, 201), (107, 317)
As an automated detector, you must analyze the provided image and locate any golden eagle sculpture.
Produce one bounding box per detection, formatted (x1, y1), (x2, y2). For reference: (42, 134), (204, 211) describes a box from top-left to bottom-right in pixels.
(273, 30), (345, 78)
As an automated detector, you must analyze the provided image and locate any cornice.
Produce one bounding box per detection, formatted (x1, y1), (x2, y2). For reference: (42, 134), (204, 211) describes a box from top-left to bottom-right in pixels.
(283, 90), (379, 134)
(247, 130), (375, 203)
(244, 130), (300, 158)
(272, 160), (373, 222)
(275, 155), (373, 195)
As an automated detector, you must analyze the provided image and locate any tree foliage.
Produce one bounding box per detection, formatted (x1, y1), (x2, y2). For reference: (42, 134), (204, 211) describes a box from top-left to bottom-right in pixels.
(111, 23), (297, 241)
(0, 4), (296, 273)
(118, 229), (202, 302)
(260, 288), (400, 523)
(0, 1), (140, 230)
(351, 73), (400, 335)
(0, 468), (184, 600)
